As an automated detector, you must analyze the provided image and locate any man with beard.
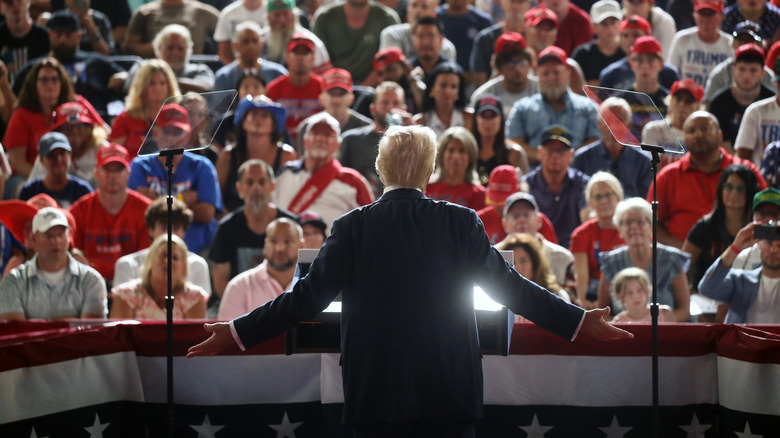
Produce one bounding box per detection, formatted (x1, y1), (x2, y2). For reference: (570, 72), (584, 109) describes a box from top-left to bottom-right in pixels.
(700, 215), (780, 323)
(272, 112), (374, 233)
(648, 111), (766, 248)
(470, 32), (538, 113)
(339, 81), (413, 197)
(379, 0), (457, 63)
(709, 43), (775, 150)
(217, 217), (303, 319)
(208, 159), (297, 299)
(121, 24), (214, 94)
(212, 21), (287, 93)
(506, 46), (600, 166)
(260, 0), (332, 75)
(11, 10), (123, 118)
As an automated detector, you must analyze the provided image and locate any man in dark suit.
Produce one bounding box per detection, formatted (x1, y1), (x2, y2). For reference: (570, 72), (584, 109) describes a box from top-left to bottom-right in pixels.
(188, 125), (632, 437)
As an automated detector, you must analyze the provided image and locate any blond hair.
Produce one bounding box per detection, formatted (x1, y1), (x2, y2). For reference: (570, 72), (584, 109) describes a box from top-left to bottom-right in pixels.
(141, 234), (189, 294)
(375, 125), (437, 190)
(125, 59), (181, 119)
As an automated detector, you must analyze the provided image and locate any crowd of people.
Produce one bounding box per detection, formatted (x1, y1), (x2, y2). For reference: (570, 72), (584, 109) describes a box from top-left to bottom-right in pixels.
(2, 0), (780, 324)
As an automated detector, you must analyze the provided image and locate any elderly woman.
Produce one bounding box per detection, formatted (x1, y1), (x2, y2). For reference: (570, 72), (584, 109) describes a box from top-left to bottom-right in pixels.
(216, 94), (298, 212)
(570, 172), (626, 309)
(109, 234), (208, 320)
(597, 197), (690, 321)
(425, 126), (486, 211)
(110, 59), (181, 158)
(413, 62), (473, 139)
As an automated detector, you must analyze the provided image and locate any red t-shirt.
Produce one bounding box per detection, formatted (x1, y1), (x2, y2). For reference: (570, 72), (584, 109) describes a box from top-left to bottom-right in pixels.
(426, 181), (487, 211)
(552, 3), (594, 56)
(569, 218), (624, 281)
(266, 73), (324, 145)
(109, 111), (151, 159)
(69, 190), (152, 279)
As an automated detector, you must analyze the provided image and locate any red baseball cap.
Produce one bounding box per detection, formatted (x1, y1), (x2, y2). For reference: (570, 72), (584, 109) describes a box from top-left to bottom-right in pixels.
(486, 165), (519, 206)
(525, 7), (558, 28)
(52, 102), (98, 131)
(155, 103), (191, 133)
(96, 143), (130, 169)
(670, 79), (704, 103)
(287, 33), (314, 53)
(322, 68), (353, 93)
(631, 36), (663, 56)
(620, 15), (652, 35)
(494, 32), (527, 55)
(735, 43), (765, 62)
(537, 46), (568, 67)
(373, 47), (407, 71)
(694, 0), (723, 13)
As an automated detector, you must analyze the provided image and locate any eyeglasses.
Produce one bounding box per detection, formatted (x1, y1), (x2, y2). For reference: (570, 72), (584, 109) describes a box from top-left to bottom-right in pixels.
(723, 183), (746, 194)
(592, 192), (615, 202)
(37, 76), (60, 84)
(620, 218), (649, 228)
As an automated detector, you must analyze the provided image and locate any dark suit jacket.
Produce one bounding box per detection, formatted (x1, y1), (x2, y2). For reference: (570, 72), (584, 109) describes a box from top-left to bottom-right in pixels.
(234, 188), (585, 424)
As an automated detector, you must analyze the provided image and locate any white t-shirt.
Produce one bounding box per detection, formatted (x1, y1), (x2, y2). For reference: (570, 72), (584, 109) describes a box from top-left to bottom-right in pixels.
(650, 6), (677, 56)
(747, 275), (780, 323)
(667, 28), (734, 87)
(734, 96), (780, 166)
(214, 2), (268, 43)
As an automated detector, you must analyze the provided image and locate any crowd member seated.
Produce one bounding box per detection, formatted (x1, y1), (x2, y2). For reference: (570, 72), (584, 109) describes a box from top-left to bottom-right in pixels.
(572, 0), (624, 86)
(0, 0), (50, 85)
(214, 0), (269, 65)
(69, 144), (151, 283)
(272, 113), (373, 232)
(413, 62), (473, 140)
(721, 0), (780, 42)
(266, 34), (324, 147)
(379, 0), (457, 63)
(312, 0), (400, 85)
(259, 0), (332, 75)
(544, 0), (592, 57)
(299, 209), (326, 249)
(0, 207), (106, 320)
(212, 21), (287, 95)
(407, 16), (451, 110)
(12, 10), (124, 119)
(218, 217), (303, 319)
(682, 164), (760, 291)
(624, 36), (669, 139)
(649, 111), (765, 249)
(507, 46), (600, 166)
(621, 0), (676, 54)
(52, 0), (115, 55)
(469, 0), (531, 88)
(122, 0), (219, 58)
(501, 191), (577, 301)
(27, 101), (106, 189)
(523, 125), (590, 248)
(471, 95), (527, 185)
(435, 0), (494, 85)
(610, 267), (675, 323)
(373, 47), (418, 113)
(425, 127), (486, 211)
(339, 81), (412, 196)
(699, 219), (780, 323)
(109, 234), (207, 320)
(109, 59), (180, 159)
(598, 15), (680, 91)
(127, 104), (223, 254)
(19, 132), (92, 208)
(598, 197), (691, 321)
(209, 159), (297, 299)
(122, 24), (215, 95)
(217, 95), (297, 212)
(573, 97), (652, 198)
(709, 43), (775, 153)
(48, 0), (131, 46)
(470, 32), (538, 114)
(641, 79), (703, 168)
(113, 197), (211, 296)
(734, 58), (780, 166)
(4, 57), (104, 198)
(732, 188), (780, 271)
(570, 172), (625, 309)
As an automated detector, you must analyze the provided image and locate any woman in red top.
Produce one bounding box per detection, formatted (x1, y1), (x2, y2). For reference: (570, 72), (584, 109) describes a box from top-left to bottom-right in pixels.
(109, 59), (181, 158)
(425, 126), (486, 211)
(569, 171), (625, 309)
(3, 58), (104, 198)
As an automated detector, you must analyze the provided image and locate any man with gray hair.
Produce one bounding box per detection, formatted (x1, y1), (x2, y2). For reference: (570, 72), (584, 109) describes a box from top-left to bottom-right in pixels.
(272, 112), (374, 233)
(212, 20), (288, 93)
(571, 96), (653, 198)
(0, 207), (107, 320)
(261, 0), (332, 75)
(123, 24), (215, 94)
(188, 124), (632, 436)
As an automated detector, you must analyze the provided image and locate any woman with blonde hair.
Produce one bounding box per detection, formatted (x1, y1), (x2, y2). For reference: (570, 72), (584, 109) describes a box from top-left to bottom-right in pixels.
(109, 234), (208, 320)
(109, 59), (181, 158)
(424, 126), (486, 211)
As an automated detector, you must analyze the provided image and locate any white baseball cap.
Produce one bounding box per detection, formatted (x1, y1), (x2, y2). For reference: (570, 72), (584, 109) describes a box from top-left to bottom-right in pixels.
(32, 207), (70, 234)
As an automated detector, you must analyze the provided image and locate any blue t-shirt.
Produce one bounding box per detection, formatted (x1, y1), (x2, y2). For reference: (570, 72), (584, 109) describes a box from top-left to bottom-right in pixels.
(127, 152), (223, 253)
(0, 225), (25, 275)
(435, 5), (494, 71)
(19, 176), (93, 209)
(599, 58), (680, 91)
